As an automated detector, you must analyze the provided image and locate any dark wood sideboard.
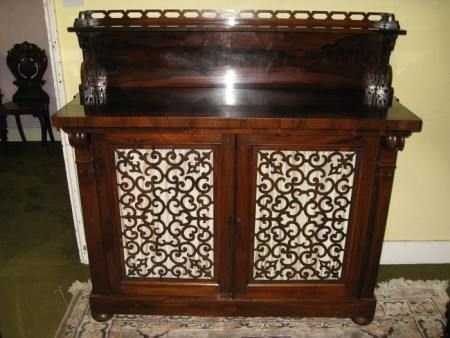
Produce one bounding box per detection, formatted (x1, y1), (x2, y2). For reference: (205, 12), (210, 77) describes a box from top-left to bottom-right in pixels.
(53, 10), (422, 324)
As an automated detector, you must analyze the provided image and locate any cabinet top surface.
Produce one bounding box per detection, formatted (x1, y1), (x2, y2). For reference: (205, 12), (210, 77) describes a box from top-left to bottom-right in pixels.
(52, 93), (421, 133)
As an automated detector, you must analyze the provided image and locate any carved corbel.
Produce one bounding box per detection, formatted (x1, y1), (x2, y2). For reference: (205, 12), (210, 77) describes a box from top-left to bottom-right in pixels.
(376, 134), (408, 178)
(68, 131), (94, 175)
(383, 135), (405, 151)
(68, 131), (90, 148)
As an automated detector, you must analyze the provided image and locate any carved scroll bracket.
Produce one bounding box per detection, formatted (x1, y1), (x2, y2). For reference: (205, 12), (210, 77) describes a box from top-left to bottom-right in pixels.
(80, 64), (107, 106)
(364, 65), (393, 110)
(78, 32), (107, 106)
(68, 131), (90, 148)
(364, 32), (398, 111)
(383, 135), (405, 151)
(376, 134), (408, 177)
(68, 131), (94, 175)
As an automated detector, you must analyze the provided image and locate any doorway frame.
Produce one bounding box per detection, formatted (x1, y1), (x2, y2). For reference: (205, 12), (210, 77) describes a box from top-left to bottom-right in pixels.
(43, 0), (88, 264)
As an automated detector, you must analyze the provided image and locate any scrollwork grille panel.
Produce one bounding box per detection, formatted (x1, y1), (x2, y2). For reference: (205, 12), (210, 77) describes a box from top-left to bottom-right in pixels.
(114, 148), (215, 280)
(252, 150), (357, 281)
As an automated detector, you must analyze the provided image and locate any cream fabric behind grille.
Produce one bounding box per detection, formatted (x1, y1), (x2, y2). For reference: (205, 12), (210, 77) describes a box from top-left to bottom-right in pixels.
(114, 148), (215, 279)
(253, 150), (357, 281)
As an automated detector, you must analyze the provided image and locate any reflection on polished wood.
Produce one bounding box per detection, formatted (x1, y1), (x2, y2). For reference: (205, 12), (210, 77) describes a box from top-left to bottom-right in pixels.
(70, 9), (404, 113)
(54, 95), (421, 131)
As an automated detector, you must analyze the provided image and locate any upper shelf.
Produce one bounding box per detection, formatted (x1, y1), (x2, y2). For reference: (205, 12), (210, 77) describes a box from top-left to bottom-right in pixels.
(69, 9), (406, 116)
(70, 9), (405, 34)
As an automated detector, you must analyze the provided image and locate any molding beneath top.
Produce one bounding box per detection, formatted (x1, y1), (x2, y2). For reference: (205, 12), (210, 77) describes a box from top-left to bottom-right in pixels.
(380, 240), (450, 264)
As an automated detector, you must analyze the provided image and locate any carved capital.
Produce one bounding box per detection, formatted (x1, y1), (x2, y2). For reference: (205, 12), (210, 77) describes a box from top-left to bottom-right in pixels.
(68, 131), (90, 148)
(376, 135), (407, 177)
(383, 135), (405, 151)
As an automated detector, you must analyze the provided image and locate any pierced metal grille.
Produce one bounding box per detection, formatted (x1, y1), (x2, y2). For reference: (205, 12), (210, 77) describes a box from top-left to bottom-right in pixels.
(114, 148), (215, 279)
(252, 150), (357, 281)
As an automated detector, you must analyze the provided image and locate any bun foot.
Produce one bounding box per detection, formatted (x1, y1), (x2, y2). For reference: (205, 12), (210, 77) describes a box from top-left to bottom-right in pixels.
(352, 315), (373, 325)
(91, 311), (113, 322)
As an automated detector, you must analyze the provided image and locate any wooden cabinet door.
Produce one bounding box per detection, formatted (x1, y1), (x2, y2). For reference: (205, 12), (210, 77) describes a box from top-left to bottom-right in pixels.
(93, 132), (234, 298)
(233, 134), (378, 300)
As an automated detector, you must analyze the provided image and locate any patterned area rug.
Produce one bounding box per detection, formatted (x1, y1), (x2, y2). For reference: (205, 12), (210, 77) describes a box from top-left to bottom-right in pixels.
(55, 279), (448, 338)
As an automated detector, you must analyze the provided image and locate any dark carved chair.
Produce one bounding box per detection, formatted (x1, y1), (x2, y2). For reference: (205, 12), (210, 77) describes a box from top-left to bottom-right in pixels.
(0, 41), (55, 148)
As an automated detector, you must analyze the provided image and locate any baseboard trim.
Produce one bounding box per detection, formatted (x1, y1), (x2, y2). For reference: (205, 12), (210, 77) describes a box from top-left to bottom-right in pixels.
(4, 127), (60, 142)
(380, 241), (450, 264)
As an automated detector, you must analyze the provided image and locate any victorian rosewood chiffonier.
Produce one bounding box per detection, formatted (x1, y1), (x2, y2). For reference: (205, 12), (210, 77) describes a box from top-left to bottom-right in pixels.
(52, 10), (422, 324)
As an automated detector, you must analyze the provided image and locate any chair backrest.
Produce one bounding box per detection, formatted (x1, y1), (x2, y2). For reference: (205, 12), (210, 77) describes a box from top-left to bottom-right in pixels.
(7, 41), (49, 104)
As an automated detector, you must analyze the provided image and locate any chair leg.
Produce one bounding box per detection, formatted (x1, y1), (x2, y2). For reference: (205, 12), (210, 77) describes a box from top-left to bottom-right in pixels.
(14, 114), (27, 141)
(37, 114), (48, 150)
(44, 109), (55, 142)
(0, 115), (7, 154)
(0, 115), (7, 142)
